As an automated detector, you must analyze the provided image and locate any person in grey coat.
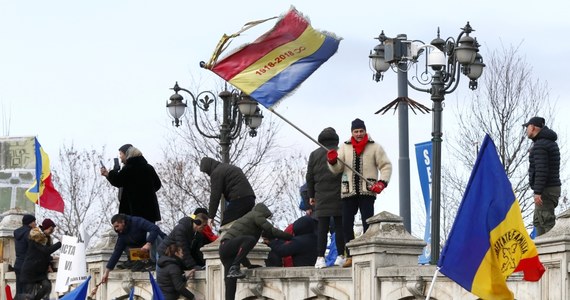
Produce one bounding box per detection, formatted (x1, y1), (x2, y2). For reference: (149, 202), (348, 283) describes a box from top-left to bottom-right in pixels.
(199, 157), (256, 227)
(307, 127), (346, 268)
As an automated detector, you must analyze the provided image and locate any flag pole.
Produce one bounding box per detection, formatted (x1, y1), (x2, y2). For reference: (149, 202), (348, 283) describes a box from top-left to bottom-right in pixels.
(269, 108), (375, 186)
(425, 267), (440, 299)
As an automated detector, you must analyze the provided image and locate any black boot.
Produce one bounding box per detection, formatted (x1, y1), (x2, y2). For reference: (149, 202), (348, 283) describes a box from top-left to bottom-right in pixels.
(227, 265), (246, 279)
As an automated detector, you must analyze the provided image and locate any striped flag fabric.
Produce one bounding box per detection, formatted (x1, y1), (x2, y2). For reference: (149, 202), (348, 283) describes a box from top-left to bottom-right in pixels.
(202, 6), (341, 109)
(24, 137), (64, 213)
(438, 134), (545, 299)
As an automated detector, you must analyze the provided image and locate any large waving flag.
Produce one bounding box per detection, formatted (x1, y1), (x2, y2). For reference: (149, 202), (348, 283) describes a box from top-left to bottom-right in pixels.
(59, 276), (90, 300)
(438, 135), (545, 299)
(202, 6), (341, 109)
(24, 137), (64, 212)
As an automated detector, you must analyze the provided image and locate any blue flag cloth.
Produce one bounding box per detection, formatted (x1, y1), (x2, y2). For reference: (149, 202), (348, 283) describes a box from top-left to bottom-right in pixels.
(59, 276), (90, 300)
(438, 135), (544, 299)
(149, 271), (165, 300)
(129, 287), (134, 300)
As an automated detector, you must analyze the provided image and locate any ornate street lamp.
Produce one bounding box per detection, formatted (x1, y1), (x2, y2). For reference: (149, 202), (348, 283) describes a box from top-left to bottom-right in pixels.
(166, 81), (263, 218)
(369, 22), (485, 264)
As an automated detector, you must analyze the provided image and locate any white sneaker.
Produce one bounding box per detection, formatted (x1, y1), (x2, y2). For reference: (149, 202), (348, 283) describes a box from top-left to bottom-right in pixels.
(334, 255), (346, 267)
(314, 257), (326, 269)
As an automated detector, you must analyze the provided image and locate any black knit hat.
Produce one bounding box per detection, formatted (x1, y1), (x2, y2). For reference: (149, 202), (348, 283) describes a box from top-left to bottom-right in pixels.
(118, 144), (133, 154)
(351, 118), (366, 131)
(22, 214), (36, 225)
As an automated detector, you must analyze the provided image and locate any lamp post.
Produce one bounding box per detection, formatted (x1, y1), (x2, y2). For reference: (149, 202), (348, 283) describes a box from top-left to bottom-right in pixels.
(369, 23), (485, 264)
(166, 81), (263, 219)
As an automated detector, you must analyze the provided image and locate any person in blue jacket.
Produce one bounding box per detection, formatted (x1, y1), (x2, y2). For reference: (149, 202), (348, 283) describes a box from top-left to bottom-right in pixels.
(101, 214), (166, 283)
(265, 215), (318, 267)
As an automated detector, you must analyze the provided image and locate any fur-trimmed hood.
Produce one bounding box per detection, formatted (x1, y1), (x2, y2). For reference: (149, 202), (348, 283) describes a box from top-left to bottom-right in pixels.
(29, 227), (47, 245)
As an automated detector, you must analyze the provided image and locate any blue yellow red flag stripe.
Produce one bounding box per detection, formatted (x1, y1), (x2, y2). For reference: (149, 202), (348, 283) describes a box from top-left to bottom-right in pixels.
(438, 134), (544, 300)
(25, 138), (65, 213)
(205, 7), (341, 109)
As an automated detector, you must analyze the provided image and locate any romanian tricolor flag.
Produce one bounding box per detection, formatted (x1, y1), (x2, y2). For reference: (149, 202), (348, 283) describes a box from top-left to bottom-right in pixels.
(25, 138), (65, 213)
(202, 6), (341, 109)
(438, 134), (545, 300)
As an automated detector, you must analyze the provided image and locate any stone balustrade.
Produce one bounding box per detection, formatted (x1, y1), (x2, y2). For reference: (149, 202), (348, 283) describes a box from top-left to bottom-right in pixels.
(1, 208), (568, 300)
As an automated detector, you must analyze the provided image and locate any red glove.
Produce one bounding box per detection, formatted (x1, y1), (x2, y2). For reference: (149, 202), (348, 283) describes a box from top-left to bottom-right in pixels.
(369, 181), (386, 194)
(327, 149), (338, 164)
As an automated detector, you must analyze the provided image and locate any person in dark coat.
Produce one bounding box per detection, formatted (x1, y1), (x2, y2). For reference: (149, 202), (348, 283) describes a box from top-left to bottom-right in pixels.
(307, 127), (346, 268)
(189, 208), (218, 267)
(157, 244), (196, 300)
(524, 116), (561, 236)
(199, 157), (256, 226)
(101, 144), (162, 223)
(219, 203), (292, 300)
(13, 214), (36, 296)
(158, 213), (208, 270)
(266, 215), (318, 267)
(102, 214), (166, 283)
(20, 227), (62, 300)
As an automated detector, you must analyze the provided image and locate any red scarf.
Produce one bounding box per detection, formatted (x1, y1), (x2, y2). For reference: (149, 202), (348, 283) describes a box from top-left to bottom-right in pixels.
(351, 134), (368, 156)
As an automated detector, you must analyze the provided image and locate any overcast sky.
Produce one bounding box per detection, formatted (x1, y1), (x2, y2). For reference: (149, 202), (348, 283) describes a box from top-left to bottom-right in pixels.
(1, 1), (568, 225)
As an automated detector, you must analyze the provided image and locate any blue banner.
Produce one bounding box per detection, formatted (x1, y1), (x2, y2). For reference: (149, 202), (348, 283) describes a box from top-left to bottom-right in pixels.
(415, 141), (432, 264)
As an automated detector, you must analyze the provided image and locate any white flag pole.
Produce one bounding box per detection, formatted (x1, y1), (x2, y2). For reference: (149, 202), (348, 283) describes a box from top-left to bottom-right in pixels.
(425, 267), (440, 299)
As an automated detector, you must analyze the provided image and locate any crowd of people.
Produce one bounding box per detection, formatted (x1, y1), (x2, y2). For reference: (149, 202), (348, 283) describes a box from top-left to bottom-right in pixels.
(11, 120), (395, 299)
(18, 115), (556, 299)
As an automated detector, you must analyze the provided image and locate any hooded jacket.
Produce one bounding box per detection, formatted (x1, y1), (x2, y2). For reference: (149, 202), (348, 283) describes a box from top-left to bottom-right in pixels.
(20, 227), (62, 284)
(306, 128), (343, 217)
(200, 157), (255, 219)
(13, 224), (33, 270)
(529, 126), (561, 200)
(222, 203), (292, 242)
(268, 215), (318, 267)
(107, 147), (162, 222)
(156, 255), (195, 300)
(158, 216), (202, 269)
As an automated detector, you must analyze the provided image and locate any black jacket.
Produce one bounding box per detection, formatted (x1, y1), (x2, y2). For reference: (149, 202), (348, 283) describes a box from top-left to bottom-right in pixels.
(529, 126), (561, 199)
(158, 217), (202, 269)
(223, 203), (292, 242)
(13, 225), (32, 270)
(107, 155), (162, 222)
(199, 157), (255, 219)
(268, 215), (318, 267)
(20, 227), (62, 284)
(306, 128), (343, 218)
(156, 255), (195, 300)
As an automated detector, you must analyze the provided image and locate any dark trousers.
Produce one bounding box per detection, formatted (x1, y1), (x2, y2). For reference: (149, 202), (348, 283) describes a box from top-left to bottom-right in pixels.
(342, 196), (375, 257)
(317, 216), (345, 257)
(23, 279), (51, 300)
(221, 196), (255, 226)
(14, 268), (23, 295)
(219, 236), (257, 300)
(533, 185), (561, 236)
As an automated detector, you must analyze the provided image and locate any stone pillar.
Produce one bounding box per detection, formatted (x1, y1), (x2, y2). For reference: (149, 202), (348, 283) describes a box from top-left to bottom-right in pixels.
(346, 211), (426, 300)
(201, 236), (270, 300)
(534, 208), (570, 300)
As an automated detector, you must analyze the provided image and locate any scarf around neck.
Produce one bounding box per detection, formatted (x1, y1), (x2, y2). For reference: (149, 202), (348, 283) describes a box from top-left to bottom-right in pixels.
(351, 134), (369, 156)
